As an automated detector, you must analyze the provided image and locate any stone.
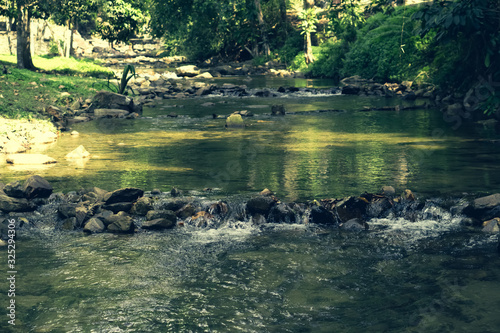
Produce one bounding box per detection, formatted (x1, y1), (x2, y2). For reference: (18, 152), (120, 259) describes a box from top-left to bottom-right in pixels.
(66, 145), (90, 159)
(170, 187), (181, 197)
(103, 202), (133, 214)
(342, 85), (361, 95)
(268, 203), (296, 223)
(71, 130), (79, 136)
(366, 197), (393, 218)
(104, 188), (144, 204)
(482, 218), (500, 233)
(94, 109), (130, 118)
(474, 194), (500, 210)
(226, 114), (244, 128)
(146, 209), (177, 221)
(176, 203), (196, 219)
(142, 218), (176, 230)
(175, 65), (200, 77)
(2, 141), (27, 154)
(159, 199), (188, 212)
(381, 186), (396, 196)
(91, 91), (133, 111)
(105, 212), (135, 233)
(194, 72), (213, 79)
(0, 192), (36, 212)
(62, 217), (78, 231)
(23, 175), (53, 199)
(131, 197), (153, 216)
(271, 104), (286, 116)
(75, 206), (90, 227)
(247, 196), (276, 216)
(6, 154), (56, 165)
(335, 197), (368, 222)
(3, 181), (25, 198)
(58, 204), (77, 219)
(33, 132), (58, 144)
(341, 218), (368, 231)
(260, 188), (274, 197)
(310, 206), (336, 224)
(402, 189), (416, 201)
(83, 218), (106, 233)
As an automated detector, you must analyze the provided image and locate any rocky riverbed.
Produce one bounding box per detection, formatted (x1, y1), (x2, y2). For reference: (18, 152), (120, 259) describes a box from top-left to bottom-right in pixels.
(1, 176), (499, 248)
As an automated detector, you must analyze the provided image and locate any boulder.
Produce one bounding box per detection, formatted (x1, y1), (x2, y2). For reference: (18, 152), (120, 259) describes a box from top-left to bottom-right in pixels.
(6, 154), (56, 165)
(463, 194), (500, 223)
(66, 145), (90, 159)
(105, 212), (135, 233)
(194, 72), (213, 79)
(482, 218), (500, 233)
(103, 202), (133, 214)
(23, 175), (53, 199)
(83, 218), (106, 233)
(342, 85), (361, 95)
(91, 91), (134, 112)
(268, 203), (296, 223)
(335, 197), (368, 222)
(226, 114), (244, 128)
(474, 193), (500, 210)
(176, 203), (196, 219)
(2, 141), (27, 154)
(271, 105), (286, 116)
(381, 186), (396, 197)
(247, 196), (276, 216)
(146, 209), (177, 221)
(175, 65), (200, 77)
(0, 192), (36, 212)
(61, 217), (78, 231)
(142, 218), (176, 230)
(3, 181), (25, 198)
(94, 109), (130, 118)
(131, 197), (153, 216)
(58, 203), (77, 219)
(75, 206), (90, 227)
(310, 206), (336, 224)
(104, 188), (144, 204)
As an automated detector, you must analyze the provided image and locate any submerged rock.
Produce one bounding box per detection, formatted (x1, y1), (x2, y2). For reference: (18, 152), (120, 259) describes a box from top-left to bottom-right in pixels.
(66, 146), (90, 159)
(271, 104), (286, 116)
(142, 218), (176, 230)
(226, 114), (244, 128)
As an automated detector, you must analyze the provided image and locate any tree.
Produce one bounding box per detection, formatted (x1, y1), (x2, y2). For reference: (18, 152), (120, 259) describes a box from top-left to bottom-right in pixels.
(50, 0), (99, 57)
(299, 4), (318, 63)
(94, 0), (149, 47)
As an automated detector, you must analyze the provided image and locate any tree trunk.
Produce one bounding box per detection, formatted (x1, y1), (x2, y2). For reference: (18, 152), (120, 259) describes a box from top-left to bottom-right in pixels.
(65, 19), (74, 58)
(16, 2), (35, 70)
(305, 31), (314, 64)
(7, 17), (13, 55)
(254, 0), (270, 56)
(279, 0), (287, 39)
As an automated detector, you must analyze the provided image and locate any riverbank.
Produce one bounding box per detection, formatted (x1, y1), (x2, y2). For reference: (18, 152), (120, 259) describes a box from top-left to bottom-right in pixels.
(1, 175), (499, 241)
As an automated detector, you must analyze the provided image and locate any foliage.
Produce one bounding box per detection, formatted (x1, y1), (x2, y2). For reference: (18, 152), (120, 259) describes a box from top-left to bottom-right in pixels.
(106, 65), (137, 95)
(298, 8), (318, 35)
(308, 39), (349, 81)
(94, 0), (148, 45)
(328, 0), (365, 42)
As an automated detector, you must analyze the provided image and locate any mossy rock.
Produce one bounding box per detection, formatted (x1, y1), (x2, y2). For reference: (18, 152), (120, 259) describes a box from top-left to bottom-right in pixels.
(226, 114), (244, 128)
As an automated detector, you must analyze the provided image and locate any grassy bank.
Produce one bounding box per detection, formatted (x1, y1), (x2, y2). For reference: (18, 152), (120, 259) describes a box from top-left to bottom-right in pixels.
(0, 55), (113, 119)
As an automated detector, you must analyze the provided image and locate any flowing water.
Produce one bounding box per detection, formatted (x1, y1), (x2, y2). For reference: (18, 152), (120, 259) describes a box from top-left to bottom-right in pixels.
(1, 77), (500, 332)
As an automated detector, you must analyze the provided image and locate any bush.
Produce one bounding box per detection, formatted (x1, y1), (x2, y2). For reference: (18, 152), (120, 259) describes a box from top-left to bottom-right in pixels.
(308, 39), (348, 81)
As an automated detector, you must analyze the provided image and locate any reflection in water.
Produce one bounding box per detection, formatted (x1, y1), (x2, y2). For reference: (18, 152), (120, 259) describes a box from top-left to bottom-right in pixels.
(1, 94), (499, 200)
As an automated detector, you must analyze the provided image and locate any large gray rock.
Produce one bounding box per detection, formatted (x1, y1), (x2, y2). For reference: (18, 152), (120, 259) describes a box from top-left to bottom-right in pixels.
(83, 218), (106, 233)
(0, 192), (36, 212)
(104, 188), (144, 204)
(91, 91), (142, 114)
(175, 65), (200, 77)
(102, 202), (133, 214)
(131, 197), (153, 216)
(105, 212), (135, 233)
(146, 209), (176, 221)
(23, 175), (53, 199)
(268, 203), (296, 223)
(94, 109), (130, 118)
(335, 197), (368, 222)
(142, 218), (176, 230)
(310, 206), (336, 224)
(474, 194), (500, 210)
(58, 203), (77, 219)
(3, 181), (25, 198)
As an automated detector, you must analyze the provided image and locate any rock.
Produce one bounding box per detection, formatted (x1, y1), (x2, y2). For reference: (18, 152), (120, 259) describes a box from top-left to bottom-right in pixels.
(474, 194), (500, 210)
(94, 109), (130, 118)
(381, 186), (396, 196)
(268, 203), (296, 223)
(83, 218), (106, 233)
(6, 154), (56, 165)
(131, 197), (153, 216)
(23, 175), (53, 199)
(2, 141), (27, 154)
(66, 145), (90, 159)
(342, 85), (361, 95)
(194, 72), (213, 79)
(170, 187), (181, 197)
(91, 91), (135, 112)
(102, 202), (133, 214)
(234, 110), (253, 117)
(482, 218), (500, 233)
(175, 65), (200, 77)
(176, 203), (196, 219)
(335, 197), (368, 222)
(146, 209), (176, 221)
(75, 206), (90, 227)
(446, 103), (464, 116)
(104, 188), (144, 204)
(3, 181), (25, 198)
(310, 206), (336, 224)
(159, 199), (189, 212)
(226, 114), (244, 128)
(366, 197), (393, 218)
(62, 217), (78, 231)
(271, 104), (286, 116)
(33, 132), (58, 144)
(260, 188), (274, 197)
(341, 218), (368, 231)
(71, 130), (79, 136)
(142, 218), (176, 230)
(105, 212), (135, 233)
(402, 189), (416, 201)
(341, 76), (365, 85)
(247, 196), (276, 216)
(58, 203), (77, 219)
(0, 192), (36, 212)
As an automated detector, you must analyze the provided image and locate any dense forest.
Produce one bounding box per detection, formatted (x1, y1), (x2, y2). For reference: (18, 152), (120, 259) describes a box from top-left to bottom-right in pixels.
(1, 0), (499, 110)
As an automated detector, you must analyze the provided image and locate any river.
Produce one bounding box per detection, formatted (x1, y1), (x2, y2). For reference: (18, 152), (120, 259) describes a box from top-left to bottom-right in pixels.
(1, 77), (500, 332)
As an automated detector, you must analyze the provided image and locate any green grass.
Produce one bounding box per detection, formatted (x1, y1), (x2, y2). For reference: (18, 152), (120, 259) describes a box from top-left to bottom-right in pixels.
(0, 55), (113, 119)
